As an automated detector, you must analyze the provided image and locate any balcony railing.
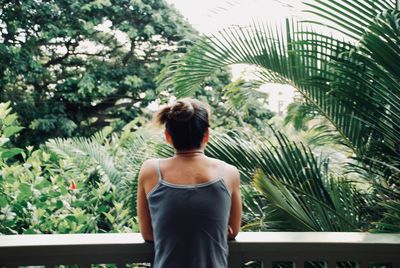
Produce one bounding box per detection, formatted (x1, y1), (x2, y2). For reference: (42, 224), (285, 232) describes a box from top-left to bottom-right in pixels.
(1, 232), (400, 268)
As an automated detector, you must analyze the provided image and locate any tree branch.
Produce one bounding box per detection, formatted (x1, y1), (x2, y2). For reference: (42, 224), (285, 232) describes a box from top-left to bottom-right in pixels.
(43, 38), (80, 67)
(87, 96), (140, 116)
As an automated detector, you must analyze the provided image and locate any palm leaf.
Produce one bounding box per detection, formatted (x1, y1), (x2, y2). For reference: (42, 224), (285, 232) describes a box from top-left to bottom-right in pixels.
(368, 185), (400, 233)
(168, 5), (400, 181)
(205, 129), (366, 231)
(117, 129), (163, 215)
(325, 11), (400, 181)
(303, 0), (396, 40)
(168, 20), (371, 155)
(46, 133), (121, 189)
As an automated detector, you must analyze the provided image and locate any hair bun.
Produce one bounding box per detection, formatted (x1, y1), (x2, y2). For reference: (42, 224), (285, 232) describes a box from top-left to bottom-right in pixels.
(168, 100), (195, 122)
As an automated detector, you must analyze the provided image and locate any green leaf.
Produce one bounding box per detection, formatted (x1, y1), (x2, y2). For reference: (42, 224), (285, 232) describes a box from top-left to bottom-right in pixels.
(97, 205), (109, 213)
(56, 200), (64, 209)
(1, 148), (24, 160)
(23, 228), (37, 234)
(2, 113), (17, 126)
(19, 183), (32, 196)
(103, 212), (115, 224)
(35, 179), (51, 190)
(0, 196), (8, 208)
(3, 126), (24, 138)
(65, 215), (77, 223)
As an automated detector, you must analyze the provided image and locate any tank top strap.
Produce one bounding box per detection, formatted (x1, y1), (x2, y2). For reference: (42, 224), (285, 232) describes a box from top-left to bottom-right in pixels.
(156, 159), (163, 181)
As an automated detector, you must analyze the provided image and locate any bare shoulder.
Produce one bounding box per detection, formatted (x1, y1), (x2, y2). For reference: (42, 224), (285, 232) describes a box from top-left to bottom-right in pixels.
(141, 158), (158, 168)
(212, 160), (240, 192)
(138, 158), (158, 182)
(206, 157), (239, 180)
(223, 163), (240, 184)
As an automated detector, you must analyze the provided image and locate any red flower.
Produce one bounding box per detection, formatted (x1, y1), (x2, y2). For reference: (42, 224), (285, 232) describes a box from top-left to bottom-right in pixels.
(70, 180), (77, 190)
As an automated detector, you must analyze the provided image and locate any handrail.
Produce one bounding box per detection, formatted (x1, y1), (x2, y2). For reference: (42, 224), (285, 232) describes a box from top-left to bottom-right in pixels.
(1, 232), (400, 267)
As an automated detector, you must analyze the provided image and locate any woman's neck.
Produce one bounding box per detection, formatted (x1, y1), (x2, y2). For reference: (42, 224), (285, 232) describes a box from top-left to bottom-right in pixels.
(175, 149), (204, 156)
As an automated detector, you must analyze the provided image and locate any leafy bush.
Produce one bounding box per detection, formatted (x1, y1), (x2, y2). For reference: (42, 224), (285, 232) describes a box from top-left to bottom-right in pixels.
(0, 103), (137, 234)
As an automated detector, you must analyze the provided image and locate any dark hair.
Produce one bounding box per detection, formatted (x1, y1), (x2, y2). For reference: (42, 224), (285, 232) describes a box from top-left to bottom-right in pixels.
(155, 98), (210, 150)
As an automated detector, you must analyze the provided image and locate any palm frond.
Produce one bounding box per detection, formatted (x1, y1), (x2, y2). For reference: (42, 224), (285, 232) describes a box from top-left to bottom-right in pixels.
(205, 129), (367, 231)
(46, 134), (121, 189)
(240, 185), (272, 231)
(116, 129), (163, 215)
(283, 102), (316, 131)
(371, 200), (400, 233)
(325, 11), (400, 181)
(169, 21), (372, 155)
(205, 130), (261, 182)
(303, 0), (396, 40)
(169, 6), (400, 180)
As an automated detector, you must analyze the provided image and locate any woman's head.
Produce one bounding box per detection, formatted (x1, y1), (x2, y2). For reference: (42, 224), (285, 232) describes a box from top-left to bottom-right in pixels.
(155, 98), (210, 150)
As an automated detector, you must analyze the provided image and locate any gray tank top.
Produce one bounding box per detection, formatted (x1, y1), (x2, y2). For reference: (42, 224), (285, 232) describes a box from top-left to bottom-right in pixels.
(147, 159), (232, 268)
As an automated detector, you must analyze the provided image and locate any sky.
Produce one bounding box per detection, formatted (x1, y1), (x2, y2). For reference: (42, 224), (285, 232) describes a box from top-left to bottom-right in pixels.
(166, 0), (303, 34)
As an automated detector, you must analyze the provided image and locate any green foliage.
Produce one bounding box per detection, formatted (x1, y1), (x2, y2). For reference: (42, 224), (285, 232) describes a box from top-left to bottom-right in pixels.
(0, 0), (197, 146)
(163, 0), (400, 232)
(167, 2), (400, 180)
(205, 130), (372, 231)
(214, 79), (274, 132)
(1, 152), (137, 234)
(46, 124), (163, 218)
(284, 103), (315, 131)
(372, 200), (400, 233)
(370, 186), (400, 233)
(0, 102), (24, 162)
(46, 128), (121, 190)
(157, 49), (275, 134)
(2, 0), (399, 236)
(0, 104), (138, 234)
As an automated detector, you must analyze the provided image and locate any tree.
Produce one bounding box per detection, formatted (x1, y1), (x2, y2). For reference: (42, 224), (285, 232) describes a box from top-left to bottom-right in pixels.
(201, 78), (275, 133)
(163, 0), (400, 231)
(0, 0), (197, 146)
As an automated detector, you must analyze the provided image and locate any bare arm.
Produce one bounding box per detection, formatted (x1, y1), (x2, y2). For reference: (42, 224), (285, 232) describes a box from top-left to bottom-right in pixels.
(137, 160), (155, 242)
(228, 166), (242, 240)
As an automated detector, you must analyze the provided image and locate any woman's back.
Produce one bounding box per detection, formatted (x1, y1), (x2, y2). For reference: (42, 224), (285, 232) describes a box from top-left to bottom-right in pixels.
(154, 155), (227, 185)
(147, 158), (231, 268)
(137, 98), (242, 268)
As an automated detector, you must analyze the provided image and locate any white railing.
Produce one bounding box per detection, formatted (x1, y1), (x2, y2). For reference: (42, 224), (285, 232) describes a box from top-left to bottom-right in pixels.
(1, 232), (400, 268)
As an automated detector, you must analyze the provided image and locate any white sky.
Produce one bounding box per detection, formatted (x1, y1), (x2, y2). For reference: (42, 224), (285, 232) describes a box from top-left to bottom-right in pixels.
(166, 0), (303, 34)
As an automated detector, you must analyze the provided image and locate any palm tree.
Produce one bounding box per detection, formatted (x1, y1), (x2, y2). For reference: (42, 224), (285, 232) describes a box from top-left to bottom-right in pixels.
(160, 0), (400, 231)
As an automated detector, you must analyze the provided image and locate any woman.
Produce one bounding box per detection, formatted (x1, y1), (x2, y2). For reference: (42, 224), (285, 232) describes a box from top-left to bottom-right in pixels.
(137, 98), (242, 268)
